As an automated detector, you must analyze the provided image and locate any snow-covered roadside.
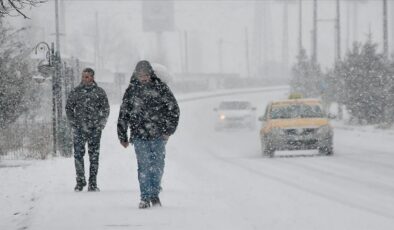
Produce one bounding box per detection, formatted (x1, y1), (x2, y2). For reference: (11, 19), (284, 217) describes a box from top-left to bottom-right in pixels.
(0, 158), (72, 230)
(332, 119), (394, 135)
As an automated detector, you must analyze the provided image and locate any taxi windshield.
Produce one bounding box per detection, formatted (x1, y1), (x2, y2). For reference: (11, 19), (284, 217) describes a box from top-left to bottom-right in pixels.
(270, 104), (323, 119)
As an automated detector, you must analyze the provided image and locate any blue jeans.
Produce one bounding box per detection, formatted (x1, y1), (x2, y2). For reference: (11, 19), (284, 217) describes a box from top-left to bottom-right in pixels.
(133, 138), (167, 201)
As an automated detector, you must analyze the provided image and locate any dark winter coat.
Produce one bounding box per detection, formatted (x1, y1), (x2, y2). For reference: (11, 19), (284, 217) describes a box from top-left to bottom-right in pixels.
(66, 82), (110, 130)
(117, 76), (180, 143)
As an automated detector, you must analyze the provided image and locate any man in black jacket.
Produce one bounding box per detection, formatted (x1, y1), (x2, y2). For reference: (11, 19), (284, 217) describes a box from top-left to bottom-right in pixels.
(66, 68), (110, 192)
(117, 60), (179, 208)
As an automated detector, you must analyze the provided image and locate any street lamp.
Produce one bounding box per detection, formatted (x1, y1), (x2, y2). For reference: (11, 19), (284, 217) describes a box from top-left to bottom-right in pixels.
(34, 41), (57, 156)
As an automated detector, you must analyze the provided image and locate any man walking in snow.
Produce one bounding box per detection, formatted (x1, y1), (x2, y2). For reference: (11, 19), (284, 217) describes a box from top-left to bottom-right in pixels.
(66, 67), (110, 192)
(117, 60), (180, 209)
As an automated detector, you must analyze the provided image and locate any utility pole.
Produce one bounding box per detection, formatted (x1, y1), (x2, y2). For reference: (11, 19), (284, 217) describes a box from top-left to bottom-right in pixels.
(254, 0), (272, 76)
(336, 0), (343, 120)
(282, 0), (289, 72)
(346, 1), (350, 51)
(298, 0), (303, 52)
(218, 38), (223, 73)
(94, 12), (100, 69)
(184, 31), (189, 73)
(353, 1), (359, 43)
(383, 0), (388, 59)
(51, 43), (57, 156)
(60, 0), (66, 54)
(245, 27), (250, 78)
(312, 0), (318, 63)
(54, 0), (63, 155)
(262, 1), (272, 73)
(335, 0), (341, 61)
(55, 0), (61, 53)
(253, 0), (263, 77)
(391, 1), (394, 54)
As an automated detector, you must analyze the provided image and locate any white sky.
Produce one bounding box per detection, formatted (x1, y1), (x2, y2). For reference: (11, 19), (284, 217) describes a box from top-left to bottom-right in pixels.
(5, 0), (394, 75)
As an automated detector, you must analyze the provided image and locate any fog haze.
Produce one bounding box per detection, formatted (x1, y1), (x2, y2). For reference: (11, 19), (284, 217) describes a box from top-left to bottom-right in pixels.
(4, 0), (391, 78)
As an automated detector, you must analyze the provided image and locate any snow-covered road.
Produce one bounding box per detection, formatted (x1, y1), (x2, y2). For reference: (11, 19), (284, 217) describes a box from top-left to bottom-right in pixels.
(1, 88), (394, 230)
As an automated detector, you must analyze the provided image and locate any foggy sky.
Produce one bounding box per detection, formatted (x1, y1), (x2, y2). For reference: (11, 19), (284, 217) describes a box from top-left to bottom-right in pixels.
(5, 0), (393, 77)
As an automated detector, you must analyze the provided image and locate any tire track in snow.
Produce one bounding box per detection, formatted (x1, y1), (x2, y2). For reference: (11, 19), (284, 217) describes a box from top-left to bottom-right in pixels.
(337, 144), (394, 169)
(202, 145), (394, 220)
(268, 154), (394, 195)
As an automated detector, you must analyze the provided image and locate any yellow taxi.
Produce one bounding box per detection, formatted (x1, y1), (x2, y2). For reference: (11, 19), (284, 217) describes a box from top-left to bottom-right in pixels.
(258, 98), (333, 157)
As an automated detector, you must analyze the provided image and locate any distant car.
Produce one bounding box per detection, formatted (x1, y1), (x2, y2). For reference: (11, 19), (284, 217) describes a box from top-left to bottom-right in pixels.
(214, 101), (256, 131)
(258, 98), (333, 157)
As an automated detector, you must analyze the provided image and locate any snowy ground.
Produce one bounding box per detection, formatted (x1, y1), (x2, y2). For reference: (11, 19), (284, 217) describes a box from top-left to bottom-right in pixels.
(1, 87), (394, 230)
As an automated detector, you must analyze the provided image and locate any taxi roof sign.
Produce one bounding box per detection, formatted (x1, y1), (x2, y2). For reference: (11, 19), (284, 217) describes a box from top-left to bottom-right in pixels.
(271, 98), (322, 107)
(288, 92), (303, 99)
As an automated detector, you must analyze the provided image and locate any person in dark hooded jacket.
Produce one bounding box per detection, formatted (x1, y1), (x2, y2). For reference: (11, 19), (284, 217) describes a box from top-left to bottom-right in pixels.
(117, 60), (179, 209)
(66, 67), (110, 192)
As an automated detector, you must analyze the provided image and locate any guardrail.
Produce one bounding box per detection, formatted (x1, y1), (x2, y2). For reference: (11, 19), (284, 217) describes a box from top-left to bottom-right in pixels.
(177, 85), (289, 102)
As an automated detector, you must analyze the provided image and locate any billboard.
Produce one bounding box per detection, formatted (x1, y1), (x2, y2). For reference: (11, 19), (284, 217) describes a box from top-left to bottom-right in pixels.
(142, 1), (175, 32)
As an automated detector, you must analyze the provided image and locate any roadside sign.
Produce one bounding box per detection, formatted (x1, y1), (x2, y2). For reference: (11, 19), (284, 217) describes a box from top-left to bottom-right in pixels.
(142, 1), (175, 32)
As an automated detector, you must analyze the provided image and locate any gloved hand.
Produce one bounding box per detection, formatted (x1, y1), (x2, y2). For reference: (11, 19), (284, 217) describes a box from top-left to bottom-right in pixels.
(120, 141), (129, 148)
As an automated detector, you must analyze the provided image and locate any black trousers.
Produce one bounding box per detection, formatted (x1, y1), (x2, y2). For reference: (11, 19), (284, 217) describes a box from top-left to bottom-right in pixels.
(73, 127), (102, 186)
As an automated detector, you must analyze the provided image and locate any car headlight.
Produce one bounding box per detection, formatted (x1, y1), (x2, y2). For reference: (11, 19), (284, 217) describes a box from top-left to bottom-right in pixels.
(219, 114), (226, 120)
(270, 128), (284, 137)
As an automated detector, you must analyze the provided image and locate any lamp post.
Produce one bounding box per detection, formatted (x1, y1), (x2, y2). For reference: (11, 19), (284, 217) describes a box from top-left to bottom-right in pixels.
(34, 41), (57, 156)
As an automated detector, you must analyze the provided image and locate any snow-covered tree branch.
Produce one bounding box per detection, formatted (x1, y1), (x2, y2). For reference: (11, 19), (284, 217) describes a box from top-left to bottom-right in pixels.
(0, 0), (46, 19)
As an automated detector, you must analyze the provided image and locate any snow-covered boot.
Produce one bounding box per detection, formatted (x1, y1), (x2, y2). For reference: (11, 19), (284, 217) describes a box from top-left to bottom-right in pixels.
(88, 184), (100, 192)
(74, 177), (87, 192)
(151, 197), (162, 207)
(138, 199), (151, 209)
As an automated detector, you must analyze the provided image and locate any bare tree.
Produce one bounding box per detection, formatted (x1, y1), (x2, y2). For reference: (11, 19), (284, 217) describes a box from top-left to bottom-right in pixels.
(0, 0), (46, 19)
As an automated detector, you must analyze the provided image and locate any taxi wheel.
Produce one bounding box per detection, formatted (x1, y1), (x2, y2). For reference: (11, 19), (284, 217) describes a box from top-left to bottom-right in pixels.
(266, 148), (275, 158)
(319, 137), (334, 155)
(261, 139), (275, 157)
(318, 146), (333, 156)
